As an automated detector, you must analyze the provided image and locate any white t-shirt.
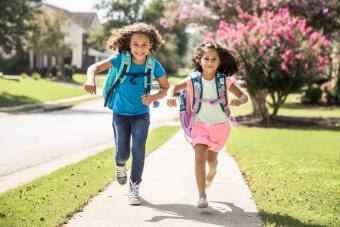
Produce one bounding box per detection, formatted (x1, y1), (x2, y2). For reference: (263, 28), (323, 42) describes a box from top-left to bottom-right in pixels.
(194, 77), (232, 124)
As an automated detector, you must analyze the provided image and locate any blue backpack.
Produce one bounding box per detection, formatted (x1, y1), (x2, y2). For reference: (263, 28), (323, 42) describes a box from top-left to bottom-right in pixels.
(103, 52), (157, 108)
(179, 71), (237, 140)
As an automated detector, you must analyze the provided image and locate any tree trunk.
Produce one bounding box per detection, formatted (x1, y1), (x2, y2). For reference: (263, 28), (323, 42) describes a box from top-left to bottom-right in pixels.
(47, 56), (52, 78)
(249, 90), (269, 123)
(57, 55), (65, 81)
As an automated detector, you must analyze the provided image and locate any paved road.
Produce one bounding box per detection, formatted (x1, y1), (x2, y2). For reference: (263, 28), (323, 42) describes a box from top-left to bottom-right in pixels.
(0, 99), (177, 177)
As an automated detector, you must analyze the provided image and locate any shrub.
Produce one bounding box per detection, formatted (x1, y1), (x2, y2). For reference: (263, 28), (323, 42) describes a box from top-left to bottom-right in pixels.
(31, 72), (41, 80)
(302, 86), (323, 104)
(325, 88), (340, 105)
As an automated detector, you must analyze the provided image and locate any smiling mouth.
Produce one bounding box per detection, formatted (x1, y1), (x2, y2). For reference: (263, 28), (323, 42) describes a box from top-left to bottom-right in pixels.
(134, 52), (145, 56)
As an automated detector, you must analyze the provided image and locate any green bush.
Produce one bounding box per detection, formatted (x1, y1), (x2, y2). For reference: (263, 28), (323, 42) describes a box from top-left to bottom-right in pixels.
(325, 88), (340, 105)
(64, 64), (75, 80)
(301, 86), (323, 104)
(0, 56), (29, 74)
(20, 73), (29, 79)
(31, 72), (41, 80)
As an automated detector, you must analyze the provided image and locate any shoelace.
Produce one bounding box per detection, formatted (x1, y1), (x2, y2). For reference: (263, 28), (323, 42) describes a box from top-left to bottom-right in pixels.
(117, 166), (126, 177)
(129, 182), (140, 197)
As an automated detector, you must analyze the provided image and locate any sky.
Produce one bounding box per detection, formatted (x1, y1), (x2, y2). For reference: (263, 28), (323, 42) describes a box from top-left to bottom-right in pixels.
(43, 0), (106, 22)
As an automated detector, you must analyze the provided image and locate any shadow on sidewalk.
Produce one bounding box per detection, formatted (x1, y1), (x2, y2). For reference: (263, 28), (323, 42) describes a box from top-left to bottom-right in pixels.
(142, 199), (326, 227)
(142, 200), (262, 226)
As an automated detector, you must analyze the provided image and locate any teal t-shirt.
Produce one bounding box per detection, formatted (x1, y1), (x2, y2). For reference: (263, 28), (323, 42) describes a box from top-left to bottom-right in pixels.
(108, 53), (166, 116)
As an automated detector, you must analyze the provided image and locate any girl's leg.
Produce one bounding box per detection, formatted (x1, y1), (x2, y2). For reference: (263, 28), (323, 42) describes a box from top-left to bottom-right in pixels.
(130, 113), (150, 184)
(206, 150), (218, 186)
(112, 112), (131, 166)
(194, 144), (208, 198)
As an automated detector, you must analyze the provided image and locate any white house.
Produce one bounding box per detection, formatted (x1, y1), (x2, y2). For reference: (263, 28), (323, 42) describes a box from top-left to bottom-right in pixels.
(30, 3), (106, 71)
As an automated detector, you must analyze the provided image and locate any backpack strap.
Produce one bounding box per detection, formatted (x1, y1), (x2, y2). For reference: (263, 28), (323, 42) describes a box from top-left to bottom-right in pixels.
(104, 52), (131, 107)
(215, 72), (228, 112)
(144, 55), (156, 95)
(216, 72), (237, 126)
(190, 72), (203, 114)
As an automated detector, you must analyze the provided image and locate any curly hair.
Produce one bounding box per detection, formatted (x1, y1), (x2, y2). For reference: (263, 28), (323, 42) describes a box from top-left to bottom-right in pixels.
(106, 23), (164, 53)
(192, 42), (241, 77)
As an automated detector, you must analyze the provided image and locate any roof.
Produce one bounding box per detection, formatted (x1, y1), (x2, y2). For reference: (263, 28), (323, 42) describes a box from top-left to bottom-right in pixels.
(69, 13), (98, 31)
(42, 3), (99, 31)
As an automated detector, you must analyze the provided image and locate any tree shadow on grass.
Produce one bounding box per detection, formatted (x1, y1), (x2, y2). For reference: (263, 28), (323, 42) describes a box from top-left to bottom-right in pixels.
(267, 126), (340, 132)
(237, 115), (340, 130)
(0, 92), (41, 107)
(260, 211), (327, 227)
(281, 102), (340, 110)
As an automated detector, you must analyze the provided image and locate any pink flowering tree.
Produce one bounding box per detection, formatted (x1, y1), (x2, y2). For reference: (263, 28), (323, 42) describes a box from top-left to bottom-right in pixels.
(210, 8), (332, 120)
(161, 0), (340, 35)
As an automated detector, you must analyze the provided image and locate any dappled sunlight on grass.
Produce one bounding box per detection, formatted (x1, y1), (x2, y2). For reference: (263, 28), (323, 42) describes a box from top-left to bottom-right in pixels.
(227, 127), (340, 226)
(0, 77), (86, 107)
(72, 73), (106, 88)
(0, 92), (42, 107)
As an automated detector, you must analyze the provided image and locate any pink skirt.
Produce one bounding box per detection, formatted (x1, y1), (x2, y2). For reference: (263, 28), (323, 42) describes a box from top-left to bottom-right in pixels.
(191, 121), (231, 152)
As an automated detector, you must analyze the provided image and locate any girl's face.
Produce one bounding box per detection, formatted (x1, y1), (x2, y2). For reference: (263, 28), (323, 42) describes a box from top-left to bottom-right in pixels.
(130, 33), (152, 63)
(199, 48), (220, 74)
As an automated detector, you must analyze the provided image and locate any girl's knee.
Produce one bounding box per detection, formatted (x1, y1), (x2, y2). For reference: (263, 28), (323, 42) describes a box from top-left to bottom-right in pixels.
(195, 152), (206, 165)
(207, 156), (218, 164)
(195, 156), (205, 166)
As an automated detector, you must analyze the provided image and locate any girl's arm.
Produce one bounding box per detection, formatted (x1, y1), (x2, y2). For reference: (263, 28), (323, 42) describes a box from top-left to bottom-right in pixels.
(155, 75), (170, 99)
(228, 83), (248, 106)
(166, 79), (188, 107)
(141, 75), (170, 105)
(84, 59), (112, 95)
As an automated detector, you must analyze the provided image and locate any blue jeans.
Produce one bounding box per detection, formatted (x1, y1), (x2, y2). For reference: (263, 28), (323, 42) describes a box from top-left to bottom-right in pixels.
(112, 112), (150, 184)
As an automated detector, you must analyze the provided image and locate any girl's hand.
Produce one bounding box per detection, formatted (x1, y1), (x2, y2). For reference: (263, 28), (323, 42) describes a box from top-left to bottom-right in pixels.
(142, 94), (155, 106)
(229, 98), (243, 107)
(167, 97), (177, 107)
(84, 81), (96, 95)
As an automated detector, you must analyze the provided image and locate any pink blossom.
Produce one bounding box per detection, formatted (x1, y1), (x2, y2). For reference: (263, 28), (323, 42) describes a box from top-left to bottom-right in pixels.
(297, 19), (307, 31)
(295, 53), (304, 60)
(309, 32), (320, 44)
(160, 18), (171, 29)
(204, 32), (215, 42)
(259, 48), (265, 56)
(280, 63), (289, 73)
(212, 7), (331, 78)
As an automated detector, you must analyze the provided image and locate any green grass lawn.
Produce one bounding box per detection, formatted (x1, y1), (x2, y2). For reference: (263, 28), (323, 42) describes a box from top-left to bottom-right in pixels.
(227, 127), (340, 226)
(167, 68), (192, 84)
(0, 77), (86, 107)
(0, 126), (180, 227)
(228, 92), (340, 119)
(72, 73), (106, 88)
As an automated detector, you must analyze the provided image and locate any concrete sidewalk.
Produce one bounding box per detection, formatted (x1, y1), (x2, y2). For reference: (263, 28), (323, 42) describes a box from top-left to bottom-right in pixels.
(66, 131), (263, 227)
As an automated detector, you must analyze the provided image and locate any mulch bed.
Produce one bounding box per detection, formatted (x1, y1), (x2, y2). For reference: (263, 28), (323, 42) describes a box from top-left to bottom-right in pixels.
(236, 115), (340, 128)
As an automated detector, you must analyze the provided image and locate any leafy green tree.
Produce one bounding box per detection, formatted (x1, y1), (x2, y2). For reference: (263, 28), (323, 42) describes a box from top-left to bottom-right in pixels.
(93, 0), (188, 73)
(0, 0), (41, 54)
(96, 0), (144, 27)
(26, 11), (71, 80)
(87, 25), (109, 52)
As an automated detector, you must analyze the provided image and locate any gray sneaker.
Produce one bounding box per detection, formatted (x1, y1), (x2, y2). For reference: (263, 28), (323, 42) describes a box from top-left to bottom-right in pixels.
(116, 165), (127, 185)
(128, 180), (142, 205)
(197, 197), (208, 208)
